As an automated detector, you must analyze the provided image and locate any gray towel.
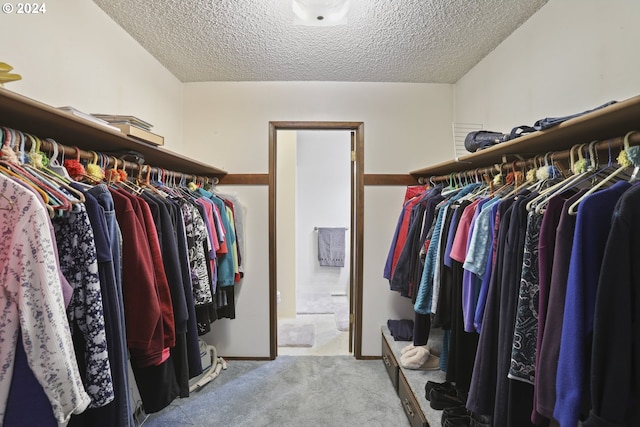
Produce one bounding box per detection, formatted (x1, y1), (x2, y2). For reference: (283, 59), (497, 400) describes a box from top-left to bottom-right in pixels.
(317, 227), (345, 267)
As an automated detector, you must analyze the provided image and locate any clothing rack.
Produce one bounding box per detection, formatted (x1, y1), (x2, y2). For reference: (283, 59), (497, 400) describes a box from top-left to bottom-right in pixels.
(420, 131), (640, 184)
(2, 126), (219, 185)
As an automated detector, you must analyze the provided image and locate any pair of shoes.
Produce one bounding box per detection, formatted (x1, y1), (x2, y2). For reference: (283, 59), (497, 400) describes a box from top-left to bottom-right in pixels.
(400, 343), (415, 354)
(441, 407), (489, 427)
(430, 388), (465, 410)
(469, 415), (491, 427)
(425, 381), (456, 401)
(443, 416), (471, 427)
(442, 405), (471, 426)
(400, 346), (440, 370)
(401, 343), (432, 355)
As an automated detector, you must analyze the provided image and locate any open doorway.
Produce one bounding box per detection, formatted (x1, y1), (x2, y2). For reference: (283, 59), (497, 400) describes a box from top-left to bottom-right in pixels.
(276, 130), (351, 355)
(268, 122), (364, 359)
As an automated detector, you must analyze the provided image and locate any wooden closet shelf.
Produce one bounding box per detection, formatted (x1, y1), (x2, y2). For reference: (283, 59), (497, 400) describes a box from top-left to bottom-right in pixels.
(0, 88), (227, 178)
(411, 94), (640, 177)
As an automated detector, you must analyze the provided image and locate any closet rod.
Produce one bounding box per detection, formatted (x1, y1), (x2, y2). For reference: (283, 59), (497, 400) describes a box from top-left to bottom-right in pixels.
(11, 128), (219, 185)
(423, 131), (640, 184)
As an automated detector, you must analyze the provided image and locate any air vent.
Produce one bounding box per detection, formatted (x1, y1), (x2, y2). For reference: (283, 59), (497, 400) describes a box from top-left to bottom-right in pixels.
(452, 122), (483, 160)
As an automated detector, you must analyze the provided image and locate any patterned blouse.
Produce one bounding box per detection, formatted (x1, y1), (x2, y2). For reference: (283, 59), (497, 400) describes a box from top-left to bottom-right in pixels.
(0, 174), (90, 425)
(53, 205), (115, 408)
(181, 200), (213, 306)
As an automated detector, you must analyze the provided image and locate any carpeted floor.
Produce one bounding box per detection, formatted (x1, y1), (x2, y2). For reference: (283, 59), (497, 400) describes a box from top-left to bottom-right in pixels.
(140, 356), (410, 427)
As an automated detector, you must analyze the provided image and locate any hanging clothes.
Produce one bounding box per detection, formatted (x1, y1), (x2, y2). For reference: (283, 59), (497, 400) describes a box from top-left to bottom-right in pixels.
(415, 184), (481, 316)
(68, 184), (133, 427)
(197, 187), (237, 287)
(0, 173), (91, 425)
(396, 186), (444, 299)
(531, 190), (573, 425)
(142, 191), (191, 398)
(0, 125), (246, 424)
(508, 209), (543, 385)
(585, 183), (640, 425)
(535, 189), (586, 421)
(554, 180), (631, 426)
(109, 188), (170, 367)
(52, 204), (115, 408)
(466, 193), (516, 417)
(384, 185), (431, 285)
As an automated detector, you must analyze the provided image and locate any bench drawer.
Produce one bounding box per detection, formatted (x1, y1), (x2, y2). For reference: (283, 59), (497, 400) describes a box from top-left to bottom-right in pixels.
(398, 371), (429, 427)
(381, 333), (399, 392)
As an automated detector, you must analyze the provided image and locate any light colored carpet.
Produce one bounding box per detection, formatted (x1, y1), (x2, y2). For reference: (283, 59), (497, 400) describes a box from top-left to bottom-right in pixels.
(278, 321), (315, 347)
(141, 356), (410, 427)
(296, 292), (334, 314)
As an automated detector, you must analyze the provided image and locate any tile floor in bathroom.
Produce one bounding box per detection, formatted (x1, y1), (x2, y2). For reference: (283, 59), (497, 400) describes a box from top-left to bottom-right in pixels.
(277, 312), (351, 356)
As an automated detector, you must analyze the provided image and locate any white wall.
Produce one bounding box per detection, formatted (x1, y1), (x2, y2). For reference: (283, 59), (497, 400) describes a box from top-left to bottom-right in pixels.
(184, 82), (454, 357)
(1, 0), (184, 151)
(454, 0), (640, 133)
(181, 82), (453, 174)
(198, 185), (270, 355)
(364, 187), (417, 341)
(296, 131), (351, 298)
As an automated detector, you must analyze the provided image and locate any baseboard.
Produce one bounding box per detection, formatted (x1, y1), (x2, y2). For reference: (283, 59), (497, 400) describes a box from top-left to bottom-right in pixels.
(223, 356), (273, 361)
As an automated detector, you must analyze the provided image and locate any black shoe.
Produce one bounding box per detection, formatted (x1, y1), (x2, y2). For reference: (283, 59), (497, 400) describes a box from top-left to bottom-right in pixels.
(425, 381), (456, 401)
(470, 417), (491, 427)
(470, 411), (490, 426)
(443, 415), (472, 427)
(430, 388), (465, 410)
(442, 405), (470, 425)
(456, 389), (469, 402)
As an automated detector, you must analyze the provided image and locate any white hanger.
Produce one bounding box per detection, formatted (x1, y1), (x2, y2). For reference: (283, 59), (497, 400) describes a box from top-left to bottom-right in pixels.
(526, 145), (586, 213)
(567, 131), (638, 215)
(46, 139), (72, 180)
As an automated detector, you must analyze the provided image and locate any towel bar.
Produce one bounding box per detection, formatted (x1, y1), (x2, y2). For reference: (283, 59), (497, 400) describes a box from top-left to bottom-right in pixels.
(313, 226), (349, 231)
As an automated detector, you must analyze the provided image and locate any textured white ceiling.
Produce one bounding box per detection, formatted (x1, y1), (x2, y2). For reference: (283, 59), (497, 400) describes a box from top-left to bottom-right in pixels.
(93, 0), (548, 83)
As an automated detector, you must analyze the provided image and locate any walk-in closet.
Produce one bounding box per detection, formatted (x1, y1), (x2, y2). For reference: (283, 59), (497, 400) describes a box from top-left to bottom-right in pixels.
(2, 0), (639, 425)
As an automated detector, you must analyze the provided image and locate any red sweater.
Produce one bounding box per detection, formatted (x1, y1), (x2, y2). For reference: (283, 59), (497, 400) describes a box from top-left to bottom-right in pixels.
(130, 192), (175, 349)
(109, 188), (164, 366)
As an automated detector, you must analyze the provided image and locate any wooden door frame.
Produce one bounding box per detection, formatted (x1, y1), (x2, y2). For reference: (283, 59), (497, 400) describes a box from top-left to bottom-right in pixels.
(269, 121), (365, 359)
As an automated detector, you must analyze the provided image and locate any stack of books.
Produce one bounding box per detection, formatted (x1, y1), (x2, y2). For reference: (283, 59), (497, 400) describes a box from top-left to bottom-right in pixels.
(91, 114), (164, 146)
(58, 107), (121, 131)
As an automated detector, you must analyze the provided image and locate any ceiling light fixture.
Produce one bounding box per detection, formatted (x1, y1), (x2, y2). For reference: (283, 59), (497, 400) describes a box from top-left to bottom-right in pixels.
(292, 0), (350, 27)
